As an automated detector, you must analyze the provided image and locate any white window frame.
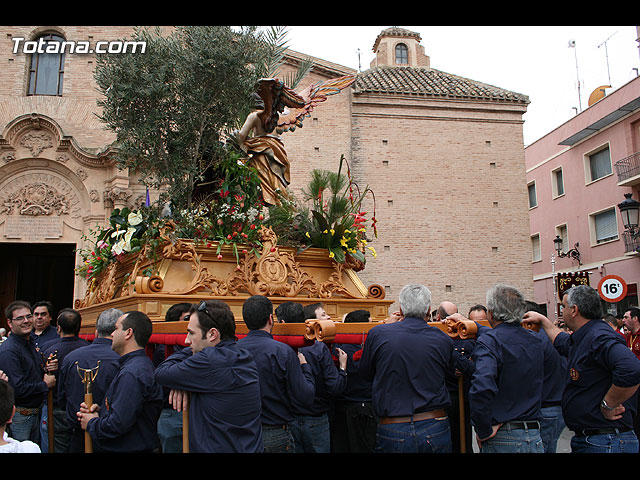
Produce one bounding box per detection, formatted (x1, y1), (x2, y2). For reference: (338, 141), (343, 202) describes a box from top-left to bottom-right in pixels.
(551, 166), (564, 199)
(531, 233), (542, 263)
(555, 223), (569, 254)
(589, 206), (619, 246)
(584, 143), (613, 184)
(528, 181), (537, 209)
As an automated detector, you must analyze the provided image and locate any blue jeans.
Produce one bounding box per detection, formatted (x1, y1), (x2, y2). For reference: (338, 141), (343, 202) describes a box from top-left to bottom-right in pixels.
(157, 408), (183, 453)
(262, 424), (295, 453)
(375, 416), (451, 453)
(290, 413), (330, 453)
(7, 410), (41, 446)
(540, 405), (565, 453)
(570, 429), (638, 453)
(480, 422), (544, 453)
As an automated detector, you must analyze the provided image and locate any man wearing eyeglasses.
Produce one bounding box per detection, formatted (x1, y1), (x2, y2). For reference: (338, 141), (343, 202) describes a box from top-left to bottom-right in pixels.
(155, 300), (263, 453)
(0, 300), (56, 444)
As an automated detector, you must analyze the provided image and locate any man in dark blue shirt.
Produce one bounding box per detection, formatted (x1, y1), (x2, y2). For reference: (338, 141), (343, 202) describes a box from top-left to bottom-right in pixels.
(77, 310), (163, 453)
(58, 308), (121, 453)
(39, 308), (89, 453)
(237, 295), (316, 453)
(155, 300), (263, 453)
(277, 301), (347, 453)
(30, 301), (59, 353)
(469, 284), (555, 453)
(358, 284), (454, 453)
(525, 285), (640, 453)
(0, 300), (55, 444)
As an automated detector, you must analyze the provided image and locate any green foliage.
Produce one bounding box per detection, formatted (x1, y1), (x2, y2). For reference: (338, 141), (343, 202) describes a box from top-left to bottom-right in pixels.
(94, 26), (273, 212)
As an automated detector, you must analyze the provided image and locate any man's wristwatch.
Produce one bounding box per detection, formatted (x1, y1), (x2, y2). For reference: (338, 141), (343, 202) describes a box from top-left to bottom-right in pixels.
(600, 398), (616, 411)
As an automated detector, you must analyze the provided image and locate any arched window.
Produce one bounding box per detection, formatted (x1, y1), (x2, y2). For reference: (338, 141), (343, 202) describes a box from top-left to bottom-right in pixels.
(395, 43), (408, 65)
(27, 33), (65, 96)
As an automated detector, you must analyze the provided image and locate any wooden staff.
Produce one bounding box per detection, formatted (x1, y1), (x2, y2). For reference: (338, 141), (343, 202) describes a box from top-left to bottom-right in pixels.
(76, 361), (100, 454)
(45, 351), (57, 453)
(47, 389), (54, 452)
(458, 374), (466, 453)
(182, 393), (190, 453)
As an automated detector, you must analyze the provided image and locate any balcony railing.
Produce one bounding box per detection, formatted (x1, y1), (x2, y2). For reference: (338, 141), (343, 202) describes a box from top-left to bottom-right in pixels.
(621, 230), (640, 254)
(615, 151), (640, 184)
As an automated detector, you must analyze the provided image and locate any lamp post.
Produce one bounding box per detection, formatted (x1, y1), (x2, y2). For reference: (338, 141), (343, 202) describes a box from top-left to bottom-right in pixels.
(550, 252), (557, 321)
(618, 192), (640, 253)
(553, 235), (582, 265)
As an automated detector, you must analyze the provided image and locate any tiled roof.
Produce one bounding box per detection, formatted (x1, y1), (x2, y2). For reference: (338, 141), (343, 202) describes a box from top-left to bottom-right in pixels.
(355, 66), (529, 104)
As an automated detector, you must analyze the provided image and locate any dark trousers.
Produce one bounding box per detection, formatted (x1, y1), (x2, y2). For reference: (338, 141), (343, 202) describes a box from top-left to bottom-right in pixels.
(331, 400), (377, 453)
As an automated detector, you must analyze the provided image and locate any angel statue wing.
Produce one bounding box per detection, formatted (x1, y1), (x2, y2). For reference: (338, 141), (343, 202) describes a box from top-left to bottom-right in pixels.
(255, 78), (307, 134)
(274, 74), (356, 134)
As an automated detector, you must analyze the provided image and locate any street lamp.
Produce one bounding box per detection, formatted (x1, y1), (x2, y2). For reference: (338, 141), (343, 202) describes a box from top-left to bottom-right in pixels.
(553, 235), (581, 265)
(618, 193), (640, 234)
(618, 192), (640, 253)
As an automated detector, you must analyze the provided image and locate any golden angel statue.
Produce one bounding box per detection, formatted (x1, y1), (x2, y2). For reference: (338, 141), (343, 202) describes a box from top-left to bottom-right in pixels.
(236, 74), (355, 206)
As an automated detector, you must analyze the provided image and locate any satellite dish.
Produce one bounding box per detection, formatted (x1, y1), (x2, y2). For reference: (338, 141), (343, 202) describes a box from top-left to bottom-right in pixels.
(588, 85), (611, 106)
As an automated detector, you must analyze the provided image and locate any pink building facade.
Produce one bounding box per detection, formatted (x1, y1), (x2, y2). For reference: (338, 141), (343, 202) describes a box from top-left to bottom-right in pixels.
(525, 74), (640, 320)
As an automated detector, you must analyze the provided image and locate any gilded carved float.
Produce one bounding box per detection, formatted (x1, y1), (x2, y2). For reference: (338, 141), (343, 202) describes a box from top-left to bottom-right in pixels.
(75, 224), (393, 343)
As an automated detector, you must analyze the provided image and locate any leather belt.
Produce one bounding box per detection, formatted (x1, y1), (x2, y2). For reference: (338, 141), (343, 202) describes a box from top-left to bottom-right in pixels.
(503, 421), (540, 430)
(15, 406), (40, 416)
(574, 427), (631, 438)
(379, 409), (447, 425)
(262, 424), (289, 430)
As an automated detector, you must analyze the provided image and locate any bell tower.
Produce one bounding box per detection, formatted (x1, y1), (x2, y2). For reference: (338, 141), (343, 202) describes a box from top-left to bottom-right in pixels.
(370, 27), (430, 68)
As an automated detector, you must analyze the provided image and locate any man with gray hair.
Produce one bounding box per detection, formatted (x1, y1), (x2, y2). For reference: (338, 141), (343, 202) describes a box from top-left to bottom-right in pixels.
(469, 284), (556, 453)
(525, 285), (640, 453)
(57, 308), (122, 452)
(358, 284), (456, 453)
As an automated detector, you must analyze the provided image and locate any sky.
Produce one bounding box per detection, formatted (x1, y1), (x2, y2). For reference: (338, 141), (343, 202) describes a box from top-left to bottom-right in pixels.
(283, 26), (640, 147)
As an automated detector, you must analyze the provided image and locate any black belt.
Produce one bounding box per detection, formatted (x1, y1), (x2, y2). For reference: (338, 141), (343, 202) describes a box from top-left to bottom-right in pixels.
(574, 427), (632, 438)
(503, 421), (540, 430)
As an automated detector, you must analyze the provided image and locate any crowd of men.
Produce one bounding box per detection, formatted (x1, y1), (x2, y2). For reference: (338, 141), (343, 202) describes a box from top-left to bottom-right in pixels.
(1, 283), (640, 454)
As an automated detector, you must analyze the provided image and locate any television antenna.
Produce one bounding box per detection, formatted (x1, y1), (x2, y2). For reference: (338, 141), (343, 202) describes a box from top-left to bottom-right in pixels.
(597, 30), (618, 86)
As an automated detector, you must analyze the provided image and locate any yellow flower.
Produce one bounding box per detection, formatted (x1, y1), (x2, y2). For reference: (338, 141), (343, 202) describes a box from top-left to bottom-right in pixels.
(323, 229), (328, 234)
(330, 228), (335, 235)
(305, 232), (310, 238)
(328, 251), (335, 258)
(340, 237), (348, 247)
(361, 239), (368, 245)
(344, 229), (351, 234)
(359, 228), (366, 232)
(367, 246), (377, 258)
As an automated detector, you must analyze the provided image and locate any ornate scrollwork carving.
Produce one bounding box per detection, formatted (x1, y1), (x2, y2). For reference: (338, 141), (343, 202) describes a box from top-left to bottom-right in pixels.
(1, 182), (69, 216)
(19, 132), (53, 157)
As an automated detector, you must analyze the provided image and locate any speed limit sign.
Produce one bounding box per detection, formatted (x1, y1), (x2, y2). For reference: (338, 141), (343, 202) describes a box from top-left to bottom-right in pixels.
(597, 275), (628, 302)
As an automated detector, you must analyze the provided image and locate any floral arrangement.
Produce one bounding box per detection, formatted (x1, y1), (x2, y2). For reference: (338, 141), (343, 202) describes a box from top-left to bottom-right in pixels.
(76, 207), (148, 280)
(76, 154), (377, 282)
(301, 155), (377, 264)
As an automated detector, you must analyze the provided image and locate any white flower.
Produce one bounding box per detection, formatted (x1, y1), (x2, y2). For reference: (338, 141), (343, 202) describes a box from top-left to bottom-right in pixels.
(111, 238), (125, 255)
(124, 227), (136, 244)
(111, 229), (126, 238)
(127, 211), (143, 226)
